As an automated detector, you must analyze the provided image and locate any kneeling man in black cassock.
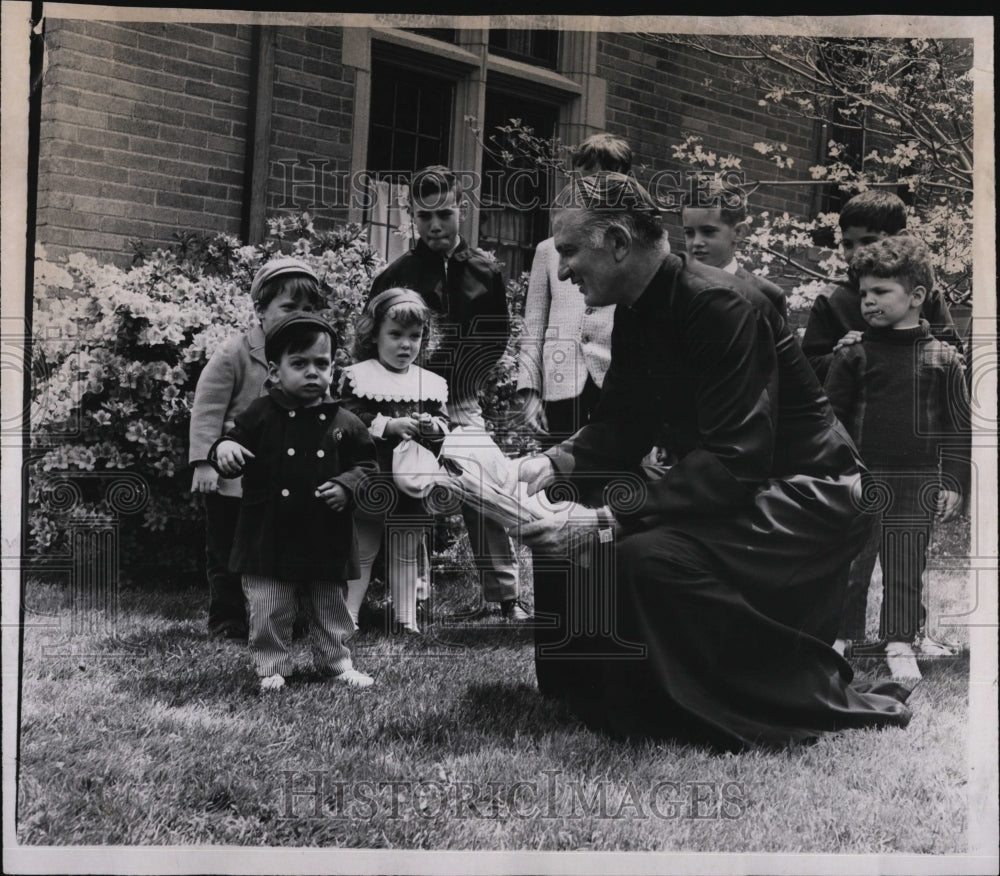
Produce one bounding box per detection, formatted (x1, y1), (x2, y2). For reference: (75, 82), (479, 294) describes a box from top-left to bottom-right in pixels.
(517, 172), (912, 751)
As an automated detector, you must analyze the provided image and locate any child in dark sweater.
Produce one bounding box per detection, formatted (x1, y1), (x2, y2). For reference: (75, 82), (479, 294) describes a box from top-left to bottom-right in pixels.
(825, 235), (970, 679)
(803, 190), (961, 383)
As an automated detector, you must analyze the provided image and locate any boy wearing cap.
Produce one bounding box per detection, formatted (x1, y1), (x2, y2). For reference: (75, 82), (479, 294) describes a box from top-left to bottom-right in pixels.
(189, 257), (325, 640)
(211, 313), (379, 690)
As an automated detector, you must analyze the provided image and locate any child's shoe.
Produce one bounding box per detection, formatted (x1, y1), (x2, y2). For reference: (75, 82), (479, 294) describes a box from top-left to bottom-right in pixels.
(500, 598), (532, 621)
(885, 641), (921, 681)
(914, 631), (959, 657)
(260, 674), (286, 691)
(333, 668), (374, 688)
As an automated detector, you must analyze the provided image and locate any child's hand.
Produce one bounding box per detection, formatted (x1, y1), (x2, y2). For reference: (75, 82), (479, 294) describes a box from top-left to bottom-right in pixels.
(936, 489), (962, 522)
(833, 330), (864, 352)
(191, 461), (219, 493)
(415, 412), (441, 435)
(215, 440), (254, 476)
(387, 417), (420, 439)
(315, 480), (348, 511)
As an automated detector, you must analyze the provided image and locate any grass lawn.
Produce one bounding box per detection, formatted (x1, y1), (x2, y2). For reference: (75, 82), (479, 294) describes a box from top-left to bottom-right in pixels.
(15, 527), (975, 853)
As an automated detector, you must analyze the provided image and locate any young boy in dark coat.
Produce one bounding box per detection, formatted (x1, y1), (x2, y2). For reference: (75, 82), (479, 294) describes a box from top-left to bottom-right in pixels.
(189, 257), (325, 640)
(211, 313), (378, 691)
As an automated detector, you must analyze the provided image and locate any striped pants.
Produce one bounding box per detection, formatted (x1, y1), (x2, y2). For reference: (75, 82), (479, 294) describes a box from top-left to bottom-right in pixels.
(242, 575), (355, 678)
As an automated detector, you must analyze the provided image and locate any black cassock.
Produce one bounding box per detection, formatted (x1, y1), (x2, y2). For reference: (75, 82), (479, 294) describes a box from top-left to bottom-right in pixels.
(535, 253), (911, 751)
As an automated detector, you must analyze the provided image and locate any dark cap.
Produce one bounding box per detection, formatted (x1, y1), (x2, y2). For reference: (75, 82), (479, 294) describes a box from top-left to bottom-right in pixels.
(250, 257), (319, 303)
(264, 312), (337, 363)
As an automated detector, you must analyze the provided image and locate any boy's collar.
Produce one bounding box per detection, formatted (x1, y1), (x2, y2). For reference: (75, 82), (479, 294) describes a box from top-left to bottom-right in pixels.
(720, 258), (739, 275)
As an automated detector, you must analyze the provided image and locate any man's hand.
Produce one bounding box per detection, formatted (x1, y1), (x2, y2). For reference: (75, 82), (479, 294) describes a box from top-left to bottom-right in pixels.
(517, 455), (556, 497)
(514, 388), (548, 434)
(191, 461), (219, 493)
(936, 489), (962, 522)
(833, 330), (864, 352)
(214, 440), (254, 476)
(519, 504), (604, 559)
(316, 480), (349, 511)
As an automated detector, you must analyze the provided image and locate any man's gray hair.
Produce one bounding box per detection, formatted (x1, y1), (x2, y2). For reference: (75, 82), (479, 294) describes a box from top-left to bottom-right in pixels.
(554, 172), (664, 250)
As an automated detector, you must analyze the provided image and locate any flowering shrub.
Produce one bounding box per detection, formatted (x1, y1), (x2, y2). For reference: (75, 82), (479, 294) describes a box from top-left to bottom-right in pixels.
(30, 219), (385, 581)
(486, 270), (540, 458)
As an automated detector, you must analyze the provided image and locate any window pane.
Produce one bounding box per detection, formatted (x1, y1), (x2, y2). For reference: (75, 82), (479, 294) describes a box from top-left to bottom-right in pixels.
(479, 90), (558, 272)
(368, 65), (453, 173)
(404, 28), (457, 44)
(488, 29), (559, 70)
(366, 63), (455, 257)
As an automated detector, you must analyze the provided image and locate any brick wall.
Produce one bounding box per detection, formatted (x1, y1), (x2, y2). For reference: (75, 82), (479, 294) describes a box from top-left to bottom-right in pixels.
(268, 27), (354, 225)
(597, 35), (820, 252)
(35, 25), (826, 275)
(36, 19), (253, 267)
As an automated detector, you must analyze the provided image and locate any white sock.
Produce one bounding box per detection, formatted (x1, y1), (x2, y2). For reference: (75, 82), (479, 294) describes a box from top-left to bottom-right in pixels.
(346, 516), (384, 626)
(388, 530), (420, 630)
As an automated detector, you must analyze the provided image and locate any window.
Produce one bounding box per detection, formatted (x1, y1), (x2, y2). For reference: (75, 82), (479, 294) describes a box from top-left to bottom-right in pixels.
(489, 29), (559, 70)
(366, 65), (454, 262)
(345, 27), (600, 273)
(403, 28), (457, 44)
(478, 91), (559, 279)
(815, 108), (867, 223)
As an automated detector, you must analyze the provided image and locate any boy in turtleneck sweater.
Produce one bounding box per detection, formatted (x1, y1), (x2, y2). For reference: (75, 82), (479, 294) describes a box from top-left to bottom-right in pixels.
(825, 235), (970, 679)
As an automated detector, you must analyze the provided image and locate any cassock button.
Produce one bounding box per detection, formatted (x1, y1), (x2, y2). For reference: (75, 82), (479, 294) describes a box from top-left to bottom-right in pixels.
(316, 449), (325, 458)
(288, 410), (296, 418)
(287, 448), (295, 456)
(281, 489), (290, 497)
(319, 413), (327, 421)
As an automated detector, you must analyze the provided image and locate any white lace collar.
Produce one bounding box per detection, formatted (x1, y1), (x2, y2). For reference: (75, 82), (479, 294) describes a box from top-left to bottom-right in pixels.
(341, 358), (448, 404)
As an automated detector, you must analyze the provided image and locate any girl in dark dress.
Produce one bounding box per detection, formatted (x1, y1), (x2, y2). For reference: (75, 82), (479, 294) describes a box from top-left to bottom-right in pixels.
(339, 289), (448, 635)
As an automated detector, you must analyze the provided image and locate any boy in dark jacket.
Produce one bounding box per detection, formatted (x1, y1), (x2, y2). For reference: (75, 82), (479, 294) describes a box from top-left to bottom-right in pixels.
(803, 190), (960, 383)
(369, 165), (527, 620)
(825, 235), (970, 679)
(211, 313), (378, 691)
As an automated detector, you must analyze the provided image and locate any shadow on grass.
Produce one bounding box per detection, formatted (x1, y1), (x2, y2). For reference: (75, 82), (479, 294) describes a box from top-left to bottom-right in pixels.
(374, 681), (581, 747)
(116, 664), (259, 706)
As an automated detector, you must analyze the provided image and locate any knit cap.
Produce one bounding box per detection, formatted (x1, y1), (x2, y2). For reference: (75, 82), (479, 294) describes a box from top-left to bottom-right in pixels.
(250, 257), (319, 303)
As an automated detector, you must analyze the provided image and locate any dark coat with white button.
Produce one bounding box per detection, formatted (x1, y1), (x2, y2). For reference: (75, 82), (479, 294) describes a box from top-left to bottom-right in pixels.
(209, 387), (378, 580)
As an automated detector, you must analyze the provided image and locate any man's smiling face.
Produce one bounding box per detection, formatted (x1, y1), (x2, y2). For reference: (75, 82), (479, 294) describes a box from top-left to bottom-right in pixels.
(552, 209), (622, 308)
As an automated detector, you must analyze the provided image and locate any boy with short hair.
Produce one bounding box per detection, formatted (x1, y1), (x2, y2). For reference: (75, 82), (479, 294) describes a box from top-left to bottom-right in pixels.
(369, 165), (528, 621)
(211, 312), (379, 691)
(681, 180), (788, 320)
(825, 235), (970, 679)
(189, 257), (325, 640)
(803, 190), (961, 382)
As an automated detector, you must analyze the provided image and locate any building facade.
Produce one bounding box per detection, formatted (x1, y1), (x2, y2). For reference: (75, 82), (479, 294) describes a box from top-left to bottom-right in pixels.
(34, 18), (827, 281)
